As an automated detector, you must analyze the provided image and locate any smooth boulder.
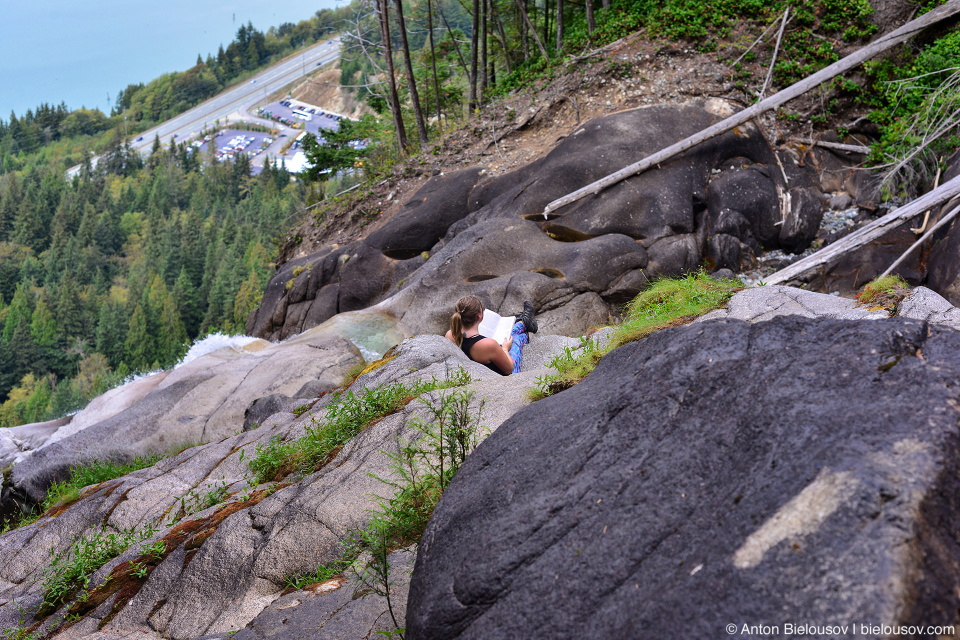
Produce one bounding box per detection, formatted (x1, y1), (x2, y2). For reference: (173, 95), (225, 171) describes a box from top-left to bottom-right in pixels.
(407, 316), (960, 639)
(251, 100), (825, 340)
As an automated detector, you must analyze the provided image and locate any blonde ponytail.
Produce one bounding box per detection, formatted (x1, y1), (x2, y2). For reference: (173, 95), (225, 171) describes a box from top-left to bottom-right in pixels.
(451, 311), (464, 346)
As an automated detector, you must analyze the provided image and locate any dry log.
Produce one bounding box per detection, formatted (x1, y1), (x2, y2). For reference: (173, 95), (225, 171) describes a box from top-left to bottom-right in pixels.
(541, 0), (960, 218)
(809, 140), (871, 154)
(759, 8), (790, 99)
(763, 173), (960, 285)
(879, 199), (960, 278)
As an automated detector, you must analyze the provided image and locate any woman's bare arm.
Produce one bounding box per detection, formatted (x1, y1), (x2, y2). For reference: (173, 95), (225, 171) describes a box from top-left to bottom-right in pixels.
(472, 338), (514, 375)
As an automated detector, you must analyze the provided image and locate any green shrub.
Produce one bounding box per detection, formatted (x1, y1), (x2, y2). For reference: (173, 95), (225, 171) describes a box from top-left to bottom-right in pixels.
(866, 29), (960, 193)
(169, 480), (230, 525)
(285, 388), (486, 639)
(248, 368), (473, 484)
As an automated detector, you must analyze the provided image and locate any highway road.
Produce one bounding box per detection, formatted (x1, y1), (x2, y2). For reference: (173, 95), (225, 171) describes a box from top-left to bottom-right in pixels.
(130, 36), (342, 152)
(68, 36), (341, 176)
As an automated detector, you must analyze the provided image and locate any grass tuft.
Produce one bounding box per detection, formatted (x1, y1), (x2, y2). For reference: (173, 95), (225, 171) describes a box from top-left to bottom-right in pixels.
(855, 275), (911, 314)
(248, 368), (473, 485)
(43, 456), (163, 511)
(3, 443), (201, 533)
(37, 523), (158, 616)
(535, 272), (741, 396)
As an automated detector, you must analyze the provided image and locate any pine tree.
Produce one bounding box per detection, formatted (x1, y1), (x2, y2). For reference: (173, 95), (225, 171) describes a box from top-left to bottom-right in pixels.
(55, 277), (84, 342)
(13, 194), (46, 252)
(11, 319), (41, 385)
(0, 172), (23, 241)
(3, 283), (33, 343)
(95, 301), (128, 369)
(125, 304), (155, 371)
(30, 298), (57, 347)
(158, 293), (188, 365)
(173, 266), (201, 337)
(233, 271), (264, 333)
(0, 337), (16, 400)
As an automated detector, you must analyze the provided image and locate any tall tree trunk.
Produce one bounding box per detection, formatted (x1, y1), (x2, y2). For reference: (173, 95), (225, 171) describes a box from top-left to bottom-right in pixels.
(394, 0), (428, 146)
(522, 0), (530, 61)
(480, 0), (488, 103)
(469, 0), (480, 112)
(601, 0), (609, 9)
(439, 4), (470, 77)
(543, 0), (550, 56)
(426, 0), (442, 124)
(477, 0), (490, 101)
(555, 0), (564, 52)
(515, 0), (548, 59)
(378, 0), (408, 153)
(495, 8), (512, 74)
(585, 0), (595, 33)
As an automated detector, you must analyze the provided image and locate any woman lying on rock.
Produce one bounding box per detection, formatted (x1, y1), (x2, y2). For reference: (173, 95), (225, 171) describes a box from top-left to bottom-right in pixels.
(445, 295), (537, 375)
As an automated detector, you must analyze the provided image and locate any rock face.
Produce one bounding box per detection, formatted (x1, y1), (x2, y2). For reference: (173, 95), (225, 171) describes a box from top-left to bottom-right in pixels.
(0, 330), (576, 640)
(695, 284), (889, 323)
(1, 333), (363, 511)
(407, 316), (960, 638)
(228, 548), (416, 640)
(249, 100), (824, 340)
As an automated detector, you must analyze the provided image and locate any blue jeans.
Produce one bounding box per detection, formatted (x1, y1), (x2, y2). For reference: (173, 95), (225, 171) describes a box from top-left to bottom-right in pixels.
(509, 321), (529, 374)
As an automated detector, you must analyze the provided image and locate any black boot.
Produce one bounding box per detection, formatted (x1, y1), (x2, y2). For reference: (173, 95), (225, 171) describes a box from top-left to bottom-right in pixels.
(518, 300), (538, 334)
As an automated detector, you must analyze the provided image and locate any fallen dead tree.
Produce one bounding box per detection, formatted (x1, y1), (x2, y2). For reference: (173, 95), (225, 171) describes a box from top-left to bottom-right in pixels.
(541, 0), (960, 218)
(763, 173), (960, 286)
(879, 199), (960, 278)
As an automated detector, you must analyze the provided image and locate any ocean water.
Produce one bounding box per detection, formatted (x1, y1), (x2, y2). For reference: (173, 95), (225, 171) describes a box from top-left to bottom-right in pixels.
(0, 0), (342, 119)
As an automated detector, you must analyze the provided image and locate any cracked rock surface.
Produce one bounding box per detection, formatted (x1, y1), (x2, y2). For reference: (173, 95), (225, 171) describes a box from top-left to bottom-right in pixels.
(1, 334), (364, 511)
(0, 332), (575, 639)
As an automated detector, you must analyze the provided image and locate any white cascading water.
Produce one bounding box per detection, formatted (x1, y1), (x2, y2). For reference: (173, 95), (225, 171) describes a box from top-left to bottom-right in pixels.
(175, 332), (263, 369)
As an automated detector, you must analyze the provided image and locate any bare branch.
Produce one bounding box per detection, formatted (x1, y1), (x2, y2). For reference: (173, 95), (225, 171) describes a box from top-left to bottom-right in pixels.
(759, 8), (790, 99)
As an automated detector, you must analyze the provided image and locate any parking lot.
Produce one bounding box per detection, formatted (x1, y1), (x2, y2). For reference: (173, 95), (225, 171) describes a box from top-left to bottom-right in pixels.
(256, 99), (344, 139)
(211, 129), (280, 163)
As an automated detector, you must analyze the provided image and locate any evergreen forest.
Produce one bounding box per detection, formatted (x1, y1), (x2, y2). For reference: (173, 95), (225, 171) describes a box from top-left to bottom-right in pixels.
(0, 142), (302, 429)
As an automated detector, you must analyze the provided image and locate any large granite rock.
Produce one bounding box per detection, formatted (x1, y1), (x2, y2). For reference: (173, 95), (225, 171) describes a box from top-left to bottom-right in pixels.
(696, 285), (889, 323)
(2, 334), (363, 509)
(0, 330), (577, 640)
(250, 100), (825, 340)
(407, 316), (960, 639)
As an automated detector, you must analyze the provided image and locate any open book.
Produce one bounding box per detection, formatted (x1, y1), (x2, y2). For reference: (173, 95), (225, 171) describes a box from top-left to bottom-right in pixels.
(477, 309), (516, 344)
